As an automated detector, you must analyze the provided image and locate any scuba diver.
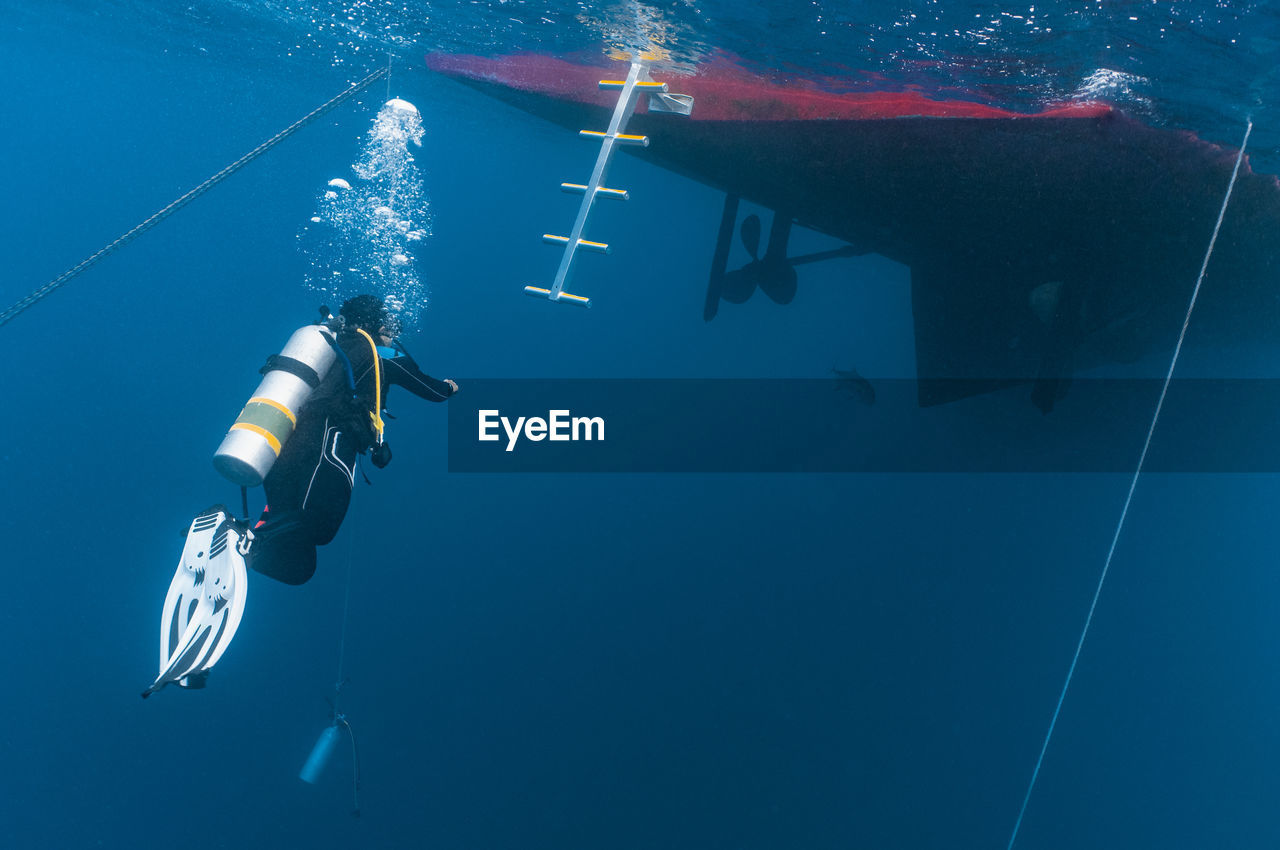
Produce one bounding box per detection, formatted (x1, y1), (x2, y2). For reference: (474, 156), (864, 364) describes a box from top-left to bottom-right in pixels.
(249, 294), (458, 585)
(145, 294), (455, 697)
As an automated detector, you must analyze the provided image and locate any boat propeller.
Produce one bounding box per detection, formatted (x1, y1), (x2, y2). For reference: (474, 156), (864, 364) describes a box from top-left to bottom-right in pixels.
(704, 194), (860, 320)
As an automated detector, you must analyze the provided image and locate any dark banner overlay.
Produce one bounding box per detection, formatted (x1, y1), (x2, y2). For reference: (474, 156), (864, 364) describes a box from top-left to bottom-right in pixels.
(444, 379), (1280, 473)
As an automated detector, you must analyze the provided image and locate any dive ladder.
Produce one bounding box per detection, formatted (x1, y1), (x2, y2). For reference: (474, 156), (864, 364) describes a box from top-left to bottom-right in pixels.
(524, 60), (693, 307)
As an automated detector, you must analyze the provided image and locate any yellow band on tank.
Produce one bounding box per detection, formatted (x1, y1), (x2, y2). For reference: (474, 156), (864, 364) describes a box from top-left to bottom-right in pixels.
(230, 422), (283, 455)
(247, 396), (296, 426)
(232, 399), (295, 448)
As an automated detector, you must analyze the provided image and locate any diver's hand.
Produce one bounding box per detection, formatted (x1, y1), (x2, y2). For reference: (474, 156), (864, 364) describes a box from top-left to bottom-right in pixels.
(445, 379), (459, 394)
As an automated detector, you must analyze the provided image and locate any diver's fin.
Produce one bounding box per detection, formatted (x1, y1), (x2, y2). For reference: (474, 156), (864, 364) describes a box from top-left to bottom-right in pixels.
(143, 505), (250, 698)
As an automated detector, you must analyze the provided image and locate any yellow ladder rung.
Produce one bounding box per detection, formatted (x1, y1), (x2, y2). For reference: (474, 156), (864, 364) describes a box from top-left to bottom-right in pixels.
(578, 130), (649, 146)
(599, 79), (668, 91)
(541, 234), (612, 254)
(523, 286), (592, 307)
(560, 183), (629, 200)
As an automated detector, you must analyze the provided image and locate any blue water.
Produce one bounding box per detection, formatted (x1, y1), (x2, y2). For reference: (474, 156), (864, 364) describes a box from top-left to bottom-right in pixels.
(4, 2), (1280, 848)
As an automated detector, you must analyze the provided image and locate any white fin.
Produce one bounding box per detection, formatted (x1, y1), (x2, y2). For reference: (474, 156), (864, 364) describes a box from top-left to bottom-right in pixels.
(144, 506), (249, 697)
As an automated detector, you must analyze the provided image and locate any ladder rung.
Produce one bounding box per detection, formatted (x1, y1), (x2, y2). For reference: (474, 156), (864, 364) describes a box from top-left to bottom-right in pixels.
(599, 79), (668, 91)
(542, 234), (612, 254)
(560, 183), (629, 200)
(578, 130), (650, 147)
(523, 286), (592, 307)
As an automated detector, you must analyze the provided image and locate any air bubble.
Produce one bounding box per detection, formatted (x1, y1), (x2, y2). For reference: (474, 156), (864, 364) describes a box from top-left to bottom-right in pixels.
(299, 99), (431, 331)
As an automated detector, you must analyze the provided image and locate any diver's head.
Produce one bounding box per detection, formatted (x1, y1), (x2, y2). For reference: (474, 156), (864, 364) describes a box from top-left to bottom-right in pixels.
(340, 294), (390, 333)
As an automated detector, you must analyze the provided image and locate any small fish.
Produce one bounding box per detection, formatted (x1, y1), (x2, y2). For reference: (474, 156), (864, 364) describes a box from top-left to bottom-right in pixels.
(833, 366), (875, 406)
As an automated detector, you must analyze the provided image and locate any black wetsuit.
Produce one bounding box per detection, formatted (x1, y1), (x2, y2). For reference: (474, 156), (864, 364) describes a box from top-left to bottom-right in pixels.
(250, 331), (454, 584)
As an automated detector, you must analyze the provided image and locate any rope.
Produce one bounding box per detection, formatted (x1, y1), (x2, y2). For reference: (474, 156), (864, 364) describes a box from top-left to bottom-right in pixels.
(339, 715), (363, 816)
(334, 504), (358, 710)
(1006, 117), (1254, 850)
(331, 469), (362, 815)
(0, 66), (390, 329)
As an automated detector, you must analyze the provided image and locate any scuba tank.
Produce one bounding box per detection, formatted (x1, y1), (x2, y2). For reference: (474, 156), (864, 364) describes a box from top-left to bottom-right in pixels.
(298, 708), (362, 814)
(299, 721), (342, 784)
(213, 315), (339, 487)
